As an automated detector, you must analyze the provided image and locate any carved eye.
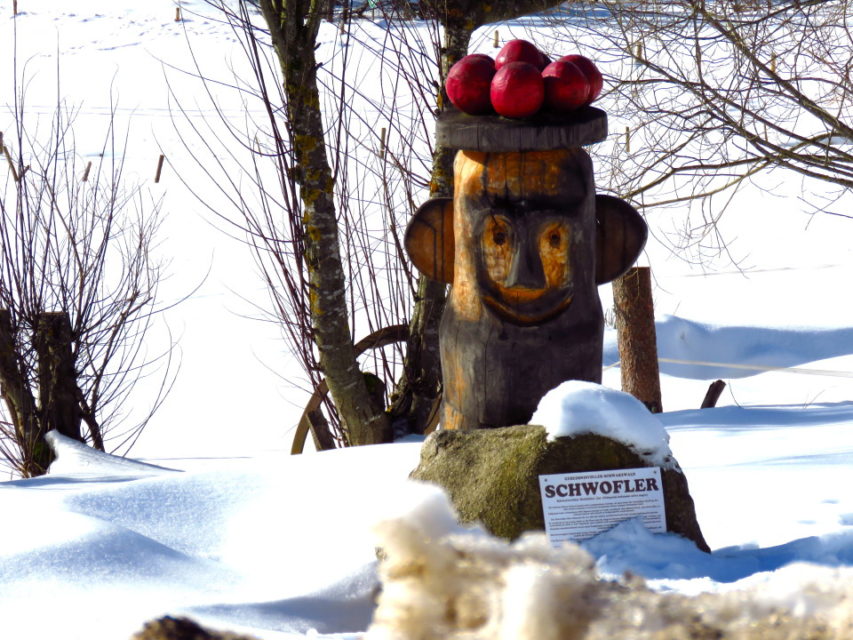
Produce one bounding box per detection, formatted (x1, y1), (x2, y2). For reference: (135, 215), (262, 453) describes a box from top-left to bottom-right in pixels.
(482, 216), (514, 284)
(549, 231), (561, 248)
(539, 221), (571, 288)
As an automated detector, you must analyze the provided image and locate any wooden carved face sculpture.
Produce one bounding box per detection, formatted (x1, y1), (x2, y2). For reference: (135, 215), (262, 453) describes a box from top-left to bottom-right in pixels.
(458, 149), (590, 326)
(406, 147), (647, 431)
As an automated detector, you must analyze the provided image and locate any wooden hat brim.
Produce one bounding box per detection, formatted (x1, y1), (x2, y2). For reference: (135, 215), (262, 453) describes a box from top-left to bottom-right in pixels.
(437, 106), (607, 152)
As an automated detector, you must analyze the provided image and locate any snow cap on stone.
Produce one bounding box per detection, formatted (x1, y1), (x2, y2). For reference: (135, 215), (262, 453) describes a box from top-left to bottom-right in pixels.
(531, 381), (672, 465)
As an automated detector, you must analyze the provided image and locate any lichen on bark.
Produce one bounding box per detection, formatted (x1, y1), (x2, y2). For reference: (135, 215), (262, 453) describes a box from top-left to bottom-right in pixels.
(259, 0), (389, 445)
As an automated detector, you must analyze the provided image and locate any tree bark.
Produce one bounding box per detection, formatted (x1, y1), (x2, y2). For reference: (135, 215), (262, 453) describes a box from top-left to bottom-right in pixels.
(260, 0), (389, 446)
(34, 312), (84, 444)
(424, 0), (566, 31)
(0, 309), (43, 473)
(387, 18), (475, 435)
(613, 267), (663, 413)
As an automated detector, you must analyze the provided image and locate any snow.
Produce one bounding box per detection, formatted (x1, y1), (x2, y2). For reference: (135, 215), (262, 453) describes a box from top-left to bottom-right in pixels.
(532, 381), (672, 465)
(1, 1), (853, 639)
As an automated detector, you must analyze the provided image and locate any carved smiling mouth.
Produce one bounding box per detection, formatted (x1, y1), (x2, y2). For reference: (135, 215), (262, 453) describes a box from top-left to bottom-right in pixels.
(482, 286), (574, 325)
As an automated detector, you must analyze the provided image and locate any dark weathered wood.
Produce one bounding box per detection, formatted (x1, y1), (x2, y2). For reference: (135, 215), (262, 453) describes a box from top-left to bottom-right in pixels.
(701, 379), (727, 409)
(385, 14), (467, 438)
(437, 106), (607, 152)
(613, 267), (663, 414)
(440, 304), (604, 430)
(438, 148), (605, 430)
(595, 195), (648, 284)
(308, 403), (337, 451)
(406, 128), (647, 431)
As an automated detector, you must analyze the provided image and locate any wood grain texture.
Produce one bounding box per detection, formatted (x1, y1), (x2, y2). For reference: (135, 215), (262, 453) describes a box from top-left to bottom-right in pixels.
(613, 267), (662, 413)
(440, 148), (603, 430)
(404, 199), (455, 284)
(437, 106), (607, 152)
(595, 195), (648, 284)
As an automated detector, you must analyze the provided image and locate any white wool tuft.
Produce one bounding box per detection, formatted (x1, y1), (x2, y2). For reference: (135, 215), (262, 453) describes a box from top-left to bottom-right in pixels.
(366, 508), (853, 640)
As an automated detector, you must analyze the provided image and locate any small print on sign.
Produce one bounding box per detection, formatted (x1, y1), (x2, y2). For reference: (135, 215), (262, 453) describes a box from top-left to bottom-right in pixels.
(538, 467), (665, 546)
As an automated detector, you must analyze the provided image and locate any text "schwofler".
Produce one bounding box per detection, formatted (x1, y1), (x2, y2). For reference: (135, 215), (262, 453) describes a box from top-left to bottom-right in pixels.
(543, 477), (660, 498)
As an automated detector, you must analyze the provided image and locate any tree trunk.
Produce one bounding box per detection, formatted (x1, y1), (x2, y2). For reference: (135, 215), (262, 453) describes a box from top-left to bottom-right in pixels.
(34, 312), (84, 444)
(260, 0), (389, 446)
(613, 266), (663, 413)
(387, 23), (472, 435)
(423, 0), (566, 31)
(0, 309), (45, 474)
(0, 310), (85, 476)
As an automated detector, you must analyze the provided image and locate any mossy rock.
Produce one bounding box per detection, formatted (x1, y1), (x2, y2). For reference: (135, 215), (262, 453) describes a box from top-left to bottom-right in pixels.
(410, 424), (709, 552)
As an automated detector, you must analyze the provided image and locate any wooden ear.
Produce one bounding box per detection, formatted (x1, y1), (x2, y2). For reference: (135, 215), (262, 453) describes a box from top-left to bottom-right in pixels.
(595, 195), (648, 284)
(404, 198), (455, 284)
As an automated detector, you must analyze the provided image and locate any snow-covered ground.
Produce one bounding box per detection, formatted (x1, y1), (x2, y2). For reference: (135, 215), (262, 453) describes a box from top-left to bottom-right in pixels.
(1, 1), (852, 639)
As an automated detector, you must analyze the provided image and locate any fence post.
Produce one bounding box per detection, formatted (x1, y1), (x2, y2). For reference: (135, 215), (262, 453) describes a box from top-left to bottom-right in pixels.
(613, 266), (663, 413)
(154, 154), (165, 183)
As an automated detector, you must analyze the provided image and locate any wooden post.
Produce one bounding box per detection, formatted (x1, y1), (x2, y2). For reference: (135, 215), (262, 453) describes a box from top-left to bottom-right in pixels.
(154, 154), (165, 183)
(13, 0), (17, 16)
(613, 266), (663, 413)
(175, 7), (182, 21)
(494, 30), (500, 48)
(379, 127), (386, 160)
(407, 143), (646, 430)
(701, 380), (726, 409)
(625, 126), (631, 153)
(407, 112), (646, 431)
(82, 161), (92, 182)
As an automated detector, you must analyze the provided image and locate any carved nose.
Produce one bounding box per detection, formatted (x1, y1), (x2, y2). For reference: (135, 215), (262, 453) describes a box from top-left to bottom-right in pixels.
(507, 245), (546, 289)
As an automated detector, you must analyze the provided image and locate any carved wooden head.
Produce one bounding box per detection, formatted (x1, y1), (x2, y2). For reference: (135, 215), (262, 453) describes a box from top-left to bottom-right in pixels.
(406, 148), (647, 326)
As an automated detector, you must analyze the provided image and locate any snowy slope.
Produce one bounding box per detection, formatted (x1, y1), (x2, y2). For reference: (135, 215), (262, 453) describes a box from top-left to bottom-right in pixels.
(1, 1), (852, 639)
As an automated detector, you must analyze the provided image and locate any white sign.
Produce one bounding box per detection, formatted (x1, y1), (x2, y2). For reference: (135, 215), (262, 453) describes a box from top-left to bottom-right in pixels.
(538, 467), (666, 546)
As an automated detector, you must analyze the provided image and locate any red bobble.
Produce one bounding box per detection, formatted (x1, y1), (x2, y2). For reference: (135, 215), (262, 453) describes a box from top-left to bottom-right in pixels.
(495, 39), (545, 70)
(449, 44), (603, 118)
(490, 62), (545, 118)
(559, 54), (603, 103)
(542, 60), (591, 112)
(446, 54), (497, 115)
